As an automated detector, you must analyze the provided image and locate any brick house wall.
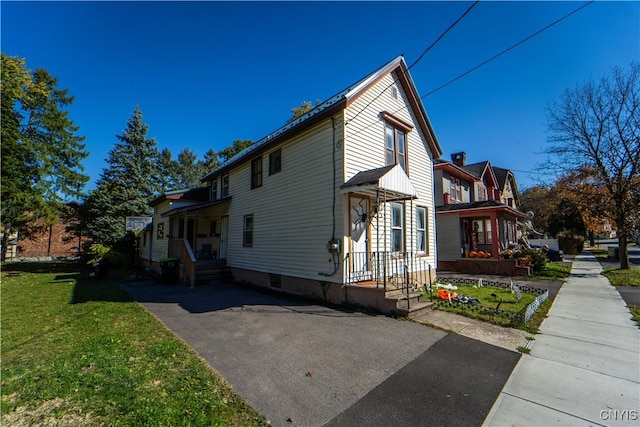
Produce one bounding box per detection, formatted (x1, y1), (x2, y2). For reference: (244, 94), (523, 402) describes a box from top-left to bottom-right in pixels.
(14, 220), (82, 259)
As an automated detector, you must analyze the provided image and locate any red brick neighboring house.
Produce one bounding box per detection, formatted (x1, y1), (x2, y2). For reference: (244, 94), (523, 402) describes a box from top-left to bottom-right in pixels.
(4, 205), (83, 261)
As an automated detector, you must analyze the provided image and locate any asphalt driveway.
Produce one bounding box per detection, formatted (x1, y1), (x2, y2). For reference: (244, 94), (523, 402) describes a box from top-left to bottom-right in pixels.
(123, 280), (520, 426)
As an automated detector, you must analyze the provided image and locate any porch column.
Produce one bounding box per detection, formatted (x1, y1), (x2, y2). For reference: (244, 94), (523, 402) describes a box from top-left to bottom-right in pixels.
(490, 212), (500, 258)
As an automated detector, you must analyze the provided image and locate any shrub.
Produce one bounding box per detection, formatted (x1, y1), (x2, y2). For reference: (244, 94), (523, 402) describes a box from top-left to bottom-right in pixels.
(556, 230), (585, 254)
(85, 243), (129, 267)
(520, 248), (549, 273)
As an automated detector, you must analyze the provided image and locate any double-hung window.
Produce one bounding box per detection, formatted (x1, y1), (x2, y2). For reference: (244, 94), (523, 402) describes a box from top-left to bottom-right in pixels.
(382, 111), (412, 172)
(251, 157), (262, 189)
(473, 219), (492, 245)
(243, 215), (253, 247)
(416, 206), (428, 253)
(269, 149), (281, 175)
(391, 203), (404, 252)
(450, 178), (462, 202)
(221, 174), (229, 198)
(210, 180), (217, 201)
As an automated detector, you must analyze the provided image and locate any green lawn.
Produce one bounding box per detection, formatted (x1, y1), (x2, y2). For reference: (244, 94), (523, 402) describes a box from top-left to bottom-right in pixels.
(426, 282), (550, 334)
(531, 262), (572, 280)
(1, 261), (267, 426)
(602, 268), (640, 286)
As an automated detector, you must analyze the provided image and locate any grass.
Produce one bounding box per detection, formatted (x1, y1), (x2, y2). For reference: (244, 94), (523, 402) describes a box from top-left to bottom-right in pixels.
(602, 268), (640, 286)
(1, 261), (267, 426)
(426, 283), (550, 334)
(531, 262), (572, 280)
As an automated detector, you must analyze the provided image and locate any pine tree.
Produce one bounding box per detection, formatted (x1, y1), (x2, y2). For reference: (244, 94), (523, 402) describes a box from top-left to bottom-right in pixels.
(85, 106), (159, 248)
(174, 148), (204, 189)
(1, 53), (89, 260)
(201, 148), (221, 177)
(157, 148), (177, 192)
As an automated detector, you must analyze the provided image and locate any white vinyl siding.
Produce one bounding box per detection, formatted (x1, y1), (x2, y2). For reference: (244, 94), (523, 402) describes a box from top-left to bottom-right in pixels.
(224, 119), (345, 282)
(344, 72), (436, 265)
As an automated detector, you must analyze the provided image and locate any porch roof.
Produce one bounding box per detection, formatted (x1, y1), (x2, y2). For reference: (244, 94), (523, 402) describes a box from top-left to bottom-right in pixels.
(436, 200), (526, 217)
(160, 197), (231, 217)
(340, 164), (418, 201)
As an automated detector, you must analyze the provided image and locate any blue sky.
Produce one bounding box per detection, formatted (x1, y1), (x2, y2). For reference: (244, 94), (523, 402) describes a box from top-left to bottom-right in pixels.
(2, 1), (638, 192)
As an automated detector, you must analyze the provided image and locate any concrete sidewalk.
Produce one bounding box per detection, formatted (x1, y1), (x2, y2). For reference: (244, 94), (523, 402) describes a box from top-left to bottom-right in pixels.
(483, 252), (640, 426)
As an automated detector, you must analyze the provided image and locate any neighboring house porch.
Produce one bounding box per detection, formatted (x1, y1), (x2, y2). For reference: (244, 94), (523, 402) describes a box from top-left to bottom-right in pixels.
(436, 200), (528, 274)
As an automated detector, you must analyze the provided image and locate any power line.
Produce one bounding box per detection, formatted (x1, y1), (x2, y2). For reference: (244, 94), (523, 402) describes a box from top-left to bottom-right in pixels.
(407, 1), (480, 71)
(345, 1), (479, 126)
(422, 0), (595, 99)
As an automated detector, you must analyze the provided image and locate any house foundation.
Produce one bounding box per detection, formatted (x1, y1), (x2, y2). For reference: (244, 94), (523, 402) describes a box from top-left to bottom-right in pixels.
(438, 258), (530, 276)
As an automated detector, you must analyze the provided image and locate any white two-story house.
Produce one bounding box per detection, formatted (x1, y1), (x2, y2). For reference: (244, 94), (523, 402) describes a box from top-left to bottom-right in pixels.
(141, 56), (443, 314)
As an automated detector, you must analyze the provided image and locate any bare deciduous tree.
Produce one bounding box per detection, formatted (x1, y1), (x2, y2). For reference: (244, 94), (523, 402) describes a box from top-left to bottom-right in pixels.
(546, 62), (640, 269)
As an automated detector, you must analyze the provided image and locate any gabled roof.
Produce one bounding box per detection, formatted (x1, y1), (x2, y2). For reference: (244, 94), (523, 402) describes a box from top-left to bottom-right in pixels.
(202, 56), (442, 182)
(434, 159), (478, 182)
(493, 166), (520, 204)
(462, 161), (498, 188)
(341, 164), (418, 201)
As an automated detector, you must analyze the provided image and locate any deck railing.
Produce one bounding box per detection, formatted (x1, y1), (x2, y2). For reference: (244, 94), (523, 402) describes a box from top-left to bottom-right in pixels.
(345, 251), (432, 300)
(168, 238), (197, 287)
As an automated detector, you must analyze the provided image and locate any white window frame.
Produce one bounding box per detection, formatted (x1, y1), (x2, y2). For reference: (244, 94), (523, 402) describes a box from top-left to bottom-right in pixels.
(416, 206), (428, 254)
(221, 174), (229, 198)
(391, 203), (404, 252)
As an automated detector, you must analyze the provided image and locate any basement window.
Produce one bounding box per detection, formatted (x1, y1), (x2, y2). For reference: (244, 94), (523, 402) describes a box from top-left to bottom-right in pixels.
(270, 274), (282, 289)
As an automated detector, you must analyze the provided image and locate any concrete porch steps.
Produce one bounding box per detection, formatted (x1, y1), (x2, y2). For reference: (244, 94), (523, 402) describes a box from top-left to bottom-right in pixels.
(384, 288), (434, 318)
(195, 260), (231, 285)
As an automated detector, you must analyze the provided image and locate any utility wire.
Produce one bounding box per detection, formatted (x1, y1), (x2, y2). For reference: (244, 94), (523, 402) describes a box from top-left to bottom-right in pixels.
(422, 0), (595, 99)
(346, 0), (595, 141)
(345, 0), (479, 126)
(407, 0), (479, 71)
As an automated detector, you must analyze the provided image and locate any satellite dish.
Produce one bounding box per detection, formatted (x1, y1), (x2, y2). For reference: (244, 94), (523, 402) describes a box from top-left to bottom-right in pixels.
(526, 211), (535, 219)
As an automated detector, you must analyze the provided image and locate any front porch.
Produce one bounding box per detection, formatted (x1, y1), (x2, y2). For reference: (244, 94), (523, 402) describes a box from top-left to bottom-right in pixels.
(344, 251), (435, 316)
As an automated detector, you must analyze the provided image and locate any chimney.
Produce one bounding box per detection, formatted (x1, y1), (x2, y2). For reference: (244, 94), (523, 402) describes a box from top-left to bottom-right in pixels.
(451, 152), (466, 166)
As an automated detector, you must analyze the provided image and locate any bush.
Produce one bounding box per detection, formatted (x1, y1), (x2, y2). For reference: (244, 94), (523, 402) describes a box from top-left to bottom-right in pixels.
(85, 243), (129, 267)
(556, 230), (585, 254)
(520, 248), (549, 273)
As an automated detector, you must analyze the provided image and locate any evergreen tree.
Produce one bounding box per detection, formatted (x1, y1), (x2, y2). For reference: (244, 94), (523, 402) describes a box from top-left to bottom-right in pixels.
(218, 139), (254, 163)
(85, 106), (159, 248)
(1, 53), (89, 260)
(201, 148), (221, 176)
(174, 148), (204, 189)
(157, 147), (177, 192)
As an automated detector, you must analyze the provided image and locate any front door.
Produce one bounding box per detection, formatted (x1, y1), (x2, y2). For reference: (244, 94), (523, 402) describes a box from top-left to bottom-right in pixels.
(349, 196), (370, 281)
(219, 216), (229, 260)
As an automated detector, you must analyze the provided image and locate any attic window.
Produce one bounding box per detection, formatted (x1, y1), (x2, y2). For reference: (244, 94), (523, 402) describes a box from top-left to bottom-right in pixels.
(391, 87), (398, 99)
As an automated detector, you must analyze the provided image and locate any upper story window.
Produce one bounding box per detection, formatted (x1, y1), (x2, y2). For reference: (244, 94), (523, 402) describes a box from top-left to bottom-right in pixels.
(386, 124), (406, 172)
(477, 185), (487, 202)
(221, 174), (230, 198)
(381, 111), (412, 173)
(251, 157), (262, 189)
(269, 149), (282, 175)
(210, 180), (218, 201)
(450, 178), (462, 202)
